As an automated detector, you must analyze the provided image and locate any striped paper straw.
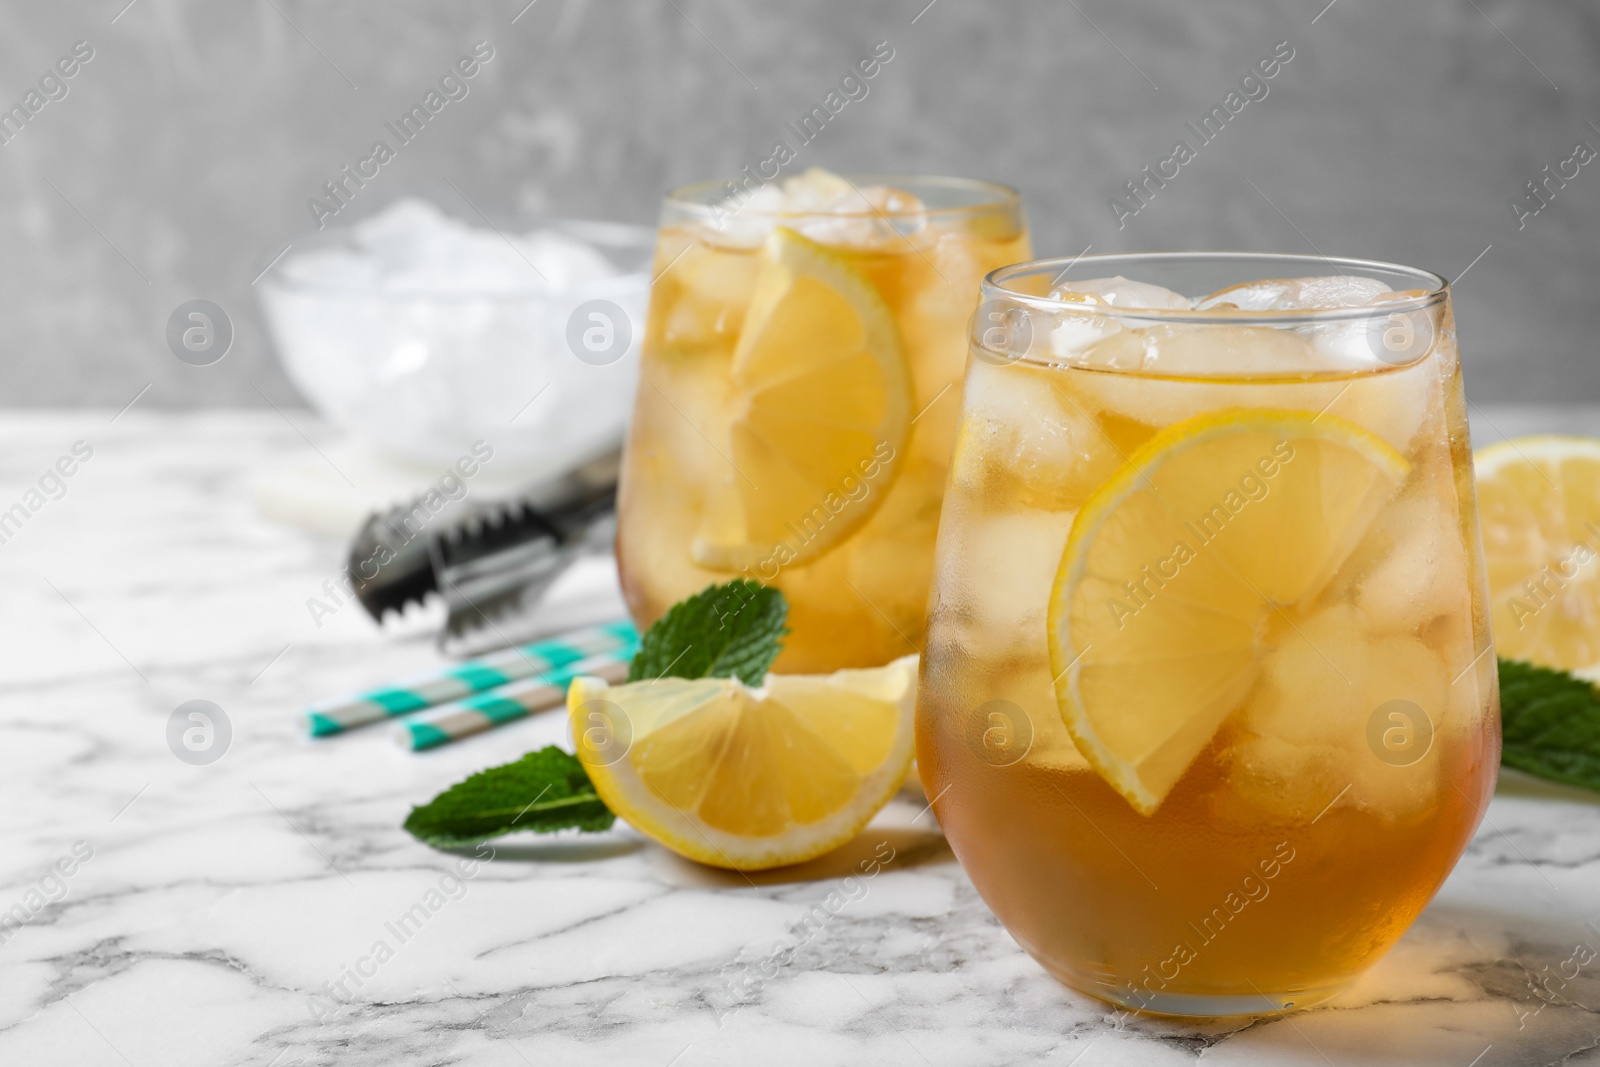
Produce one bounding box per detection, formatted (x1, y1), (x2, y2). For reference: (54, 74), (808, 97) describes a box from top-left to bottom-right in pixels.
(305, 620), (637, 737)
(395, 652), (631, 751)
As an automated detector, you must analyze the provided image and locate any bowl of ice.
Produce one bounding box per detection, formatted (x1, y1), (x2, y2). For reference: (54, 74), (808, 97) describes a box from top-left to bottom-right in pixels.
(258, 199), (653, 472)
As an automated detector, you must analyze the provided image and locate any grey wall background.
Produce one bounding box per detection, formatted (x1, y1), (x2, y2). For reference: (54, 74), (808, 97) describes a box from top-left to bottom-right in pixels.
(0, 0), (1595, 407)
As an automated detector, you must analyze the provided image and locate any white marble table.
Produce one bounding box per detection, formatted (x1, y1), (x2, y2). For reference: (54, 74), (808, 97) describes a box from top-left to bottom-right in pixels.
(2, 409), (1599, 1067)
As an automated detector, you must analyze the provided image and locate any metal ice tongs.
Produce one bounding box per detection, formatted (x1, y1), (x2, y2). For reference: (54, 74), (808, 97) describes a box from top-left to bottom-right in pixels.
(347, 449), (619, 655)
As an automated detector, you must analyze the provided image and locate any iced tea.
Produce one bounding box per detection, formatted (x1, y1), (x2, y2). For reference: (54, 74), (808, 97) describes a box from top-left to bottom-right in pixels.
(618, 171), (1029, 672)
(916, 253), (1500, 1016)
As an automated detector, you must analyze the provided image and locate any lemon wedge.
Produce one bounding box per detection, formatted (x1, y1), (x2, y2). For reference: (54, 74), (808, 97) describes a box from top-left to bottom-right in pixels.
(1476, 435), (1600, 672)
(568, 656), (917, 870)
(691, 227), (912, 571)
(1048, 409), (1410, 814)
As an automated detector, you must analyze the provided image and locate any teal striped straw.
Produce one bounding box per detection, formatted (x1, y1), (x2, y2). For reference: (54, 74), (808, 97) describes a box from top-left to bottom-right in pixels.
(395, 652), (632, 751)
(305, 620), (637, 737)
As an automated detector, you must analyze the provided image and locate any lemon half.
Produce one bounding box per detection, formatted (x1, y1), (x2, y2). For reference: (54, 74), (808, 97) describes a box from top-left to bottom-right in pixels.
(1477, 435), (1600, 672)
(569, 656), (917, 870)
(1048, 409), (1410, 814)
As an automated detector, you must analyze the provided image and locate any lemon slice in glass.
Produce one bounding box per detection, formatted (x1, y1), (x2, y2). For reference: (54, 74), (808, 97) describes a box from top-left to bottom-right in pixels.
(1048, 409), (1410, 814)
(1476, 435), (1600, 672)
(568, 655), (917, 870)
(691, 227), (912, 571)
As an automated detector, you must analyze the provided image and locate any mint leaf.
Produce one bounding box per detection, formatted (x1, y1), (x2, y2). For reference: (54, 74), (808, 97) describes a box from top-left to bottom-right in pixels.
(627, 579), (788, 686)
(1499, 658), (1600, 793)
(403, 745), (614, 848)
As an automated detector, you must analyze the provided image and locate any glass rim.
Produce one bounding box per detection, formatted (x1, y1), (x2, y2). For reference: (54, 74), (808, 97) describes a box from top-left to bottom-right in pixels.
(663, 173), (1022, 221)
(982, 251), (1450, 326)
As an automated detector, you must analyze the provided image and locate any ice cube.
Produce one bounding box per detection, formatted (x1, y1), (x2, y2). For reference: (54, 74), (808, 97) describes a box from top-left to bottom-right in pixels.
(387, 229), (530, 292)
(764, 167), (857, 211)
(1073, 323), (1156, 371)
(1223, 637), (1446, 821)
(1041, 289), (1126, 359)
(955, 359), (1123, 511)
(698, 168), (927, 250)
(1051, 275), (1192, 310)
(657, 238), (758, 349)
(1347, 636), (1446, 814)
(1205, 277), (1401, 367)
(1353, 473), (1473, 633)
(1229, 609), (1446, 819)
(1062, 319), (1437, 455)
(1244, 603), (1371, 747)
(1226, 612), (1357, 768)
(1127, 323), (1317, 376)
(1293, 275), (1391, 308)
(352, 197), (460, 261)
(1220, 732), (1344, 821)
(513, 230), (619, 288)
(1304, 322), (1382, 370)
(1228, 601), (1459, 819)
(939, 506), (1075, 664)
(1197, 275), (1389, 311)
(1069, 324), (1347, 429)
(1048, 310), (1125, 360)
(1316, 356), (1437, 454)
(1364, 637), (1449, 731)
(1070, 372), (1336, 435)
(1370, 288), (1434, 306)
(290, 198), (629, 296)
(1195, 280), (1292, 312)
(1309, 287), (1443, 370)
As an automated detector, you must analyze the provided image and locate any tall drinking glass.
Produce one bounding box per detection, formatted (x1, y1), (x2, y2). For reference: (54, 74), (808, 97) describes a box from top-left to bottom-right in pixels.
(916, 252), (1499, 1016)
(617, 173), (1029, 672)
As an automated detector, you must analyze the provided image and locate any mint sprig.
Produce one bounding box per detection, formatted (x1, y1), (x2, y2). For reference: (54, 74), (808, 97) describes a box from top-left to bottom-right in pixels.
(404, 581), (788, 849)
(403, 746), (613, 848)
(627, 579), (788, 686)
(1499, 658), (1600, 793)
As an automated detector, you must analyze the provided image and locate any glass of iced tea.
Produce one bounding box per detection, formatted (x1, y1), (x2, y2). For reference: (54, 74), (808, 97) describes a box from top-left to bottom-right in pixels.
(617, 170), (1029, 672)
(916, 252), (1500, 1016)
